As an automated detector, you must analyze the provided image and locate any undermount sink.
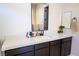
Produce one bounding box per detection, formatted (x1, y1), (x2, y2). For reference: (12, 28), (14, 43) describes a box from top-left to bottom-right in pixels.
(35, 36), (50, 39)
(27, 36), (51, 43)
(34, 36), (51, 42)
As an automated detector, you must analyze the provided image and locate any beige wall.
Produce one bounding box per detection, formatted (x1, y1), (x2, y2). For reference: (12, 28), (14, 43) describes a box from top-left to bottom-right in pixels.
(47, 3), (79, 34)
(48, 3), (62, 34)
(36, 4), (48, 25)
(32, 4), (36, 25)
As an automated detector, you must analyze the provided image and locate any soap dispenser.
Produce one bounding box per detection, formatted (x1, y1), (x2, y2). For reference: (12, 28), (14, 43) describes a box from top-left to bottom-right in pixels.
(29, 31), (33, 37)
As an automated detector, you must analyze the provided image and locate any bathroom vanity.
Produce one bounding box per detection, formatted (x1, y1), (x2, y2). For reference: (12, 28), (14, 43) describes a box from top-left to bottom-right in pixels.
(4, 37), (72, 56)
(1, 32), (73, 56)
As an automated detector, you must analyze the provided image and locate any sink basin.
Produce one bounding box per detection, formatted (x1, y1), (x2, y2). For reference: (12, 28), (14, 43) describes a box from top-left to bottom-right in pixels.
(35, 36), (50, 39)
(34, 36), (51, 43)
(27, 36), (51, 44)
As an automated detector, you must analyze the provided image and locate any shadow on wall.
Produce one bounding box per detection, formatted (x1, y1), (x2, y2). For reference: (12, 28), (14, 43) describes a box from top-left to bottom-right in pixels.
(71, 33), (79, 56)
(0, 38), (5, 56)
(0, 40), (2, 56)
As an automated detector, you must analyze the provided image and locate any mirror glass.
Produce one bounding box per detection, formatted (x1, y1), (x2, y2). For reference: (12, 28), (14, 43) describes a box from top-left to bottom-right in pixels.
(31, 3), (49, 31)
(62, 11), (72, 28)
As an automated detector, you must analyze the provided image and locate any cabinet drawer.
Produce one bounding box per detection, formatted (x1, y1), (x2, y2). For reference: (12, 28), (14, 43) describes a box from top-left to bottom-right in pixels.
(16, 51), (34, 56)
(35, 42), (49, 50)
(62, 37), (72, 42)
(35, 47), (49, 56)
(5, 45), (34, 56)
(50, 40), (61, 46)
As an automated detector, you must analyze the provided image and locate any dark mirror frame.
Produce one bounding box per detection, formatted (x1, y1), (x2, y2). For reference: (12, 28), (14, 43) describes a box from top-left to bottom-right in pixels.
(31, 3), (49, 31)
(44, 6), (49, 30)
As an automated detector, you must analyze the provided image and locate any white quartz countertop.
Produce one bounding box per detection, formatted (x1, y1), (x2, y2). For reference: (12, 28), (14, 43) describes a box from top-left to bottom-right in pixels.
(1, 32), (73, 51)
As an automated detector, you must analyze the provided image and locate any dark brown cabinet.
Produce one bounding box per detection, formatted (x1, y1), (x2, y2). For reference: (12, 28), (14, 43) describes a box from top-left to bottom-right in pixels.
(35, 42), (49, 56)
(5, 37), (72, 56)
(61, 37), (72, 56)
(50, 40), (61, 56)
(5, 45), (34, 56)
(50, 37), (72, 56)
(17, 51), (34, 56)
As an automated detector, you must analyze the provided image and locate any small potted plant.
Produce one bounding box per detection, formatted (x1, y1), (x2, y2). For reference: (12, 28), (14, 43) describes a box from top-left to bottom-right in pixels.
(57, 25), (65, 33)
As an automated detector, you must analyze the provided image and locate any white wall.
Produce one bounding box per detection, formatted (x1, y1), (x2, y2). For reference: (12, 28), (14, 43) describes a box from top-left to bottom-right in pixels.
(0, 3), (31, 41)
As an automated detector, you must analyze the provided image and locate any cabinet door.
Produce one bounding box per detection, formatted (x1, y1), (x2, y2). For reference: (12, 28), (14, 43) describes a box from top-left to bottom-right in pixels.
(50, 44), (61, 56)
(35, 42), (49, 50)
(50, 40), (61, 56)
(61, 38), (72, 56)
(35, 47), (49, 56)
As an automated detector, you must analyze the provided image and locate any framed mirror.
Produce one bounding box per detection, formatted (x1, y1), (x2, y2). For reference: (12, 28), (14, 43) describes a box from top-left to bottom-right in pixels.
(62, 11), (72, 28)
(31, 3), (49, 31)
